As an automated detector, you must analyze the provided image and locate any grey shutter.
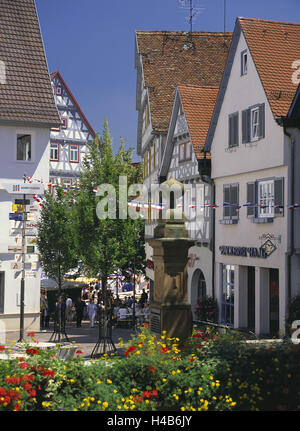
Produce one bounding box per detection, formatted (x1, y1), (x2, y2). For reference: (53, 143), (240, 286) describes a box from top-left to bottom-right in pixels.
(242, 109), (250, 143)
(246, 182), (255, 217)
(230, 184), (239, 219)
(223, 185), (230, 219)
(274, 177), (284, 216)
(259, 103), (265, 139)
(228, 113), (238, 148)
(228, 115), (233, 148)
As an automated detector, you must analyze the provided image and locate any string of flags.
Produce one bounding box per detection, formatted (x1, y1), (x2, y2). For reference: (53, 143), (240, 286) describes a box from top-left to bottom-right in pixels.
(21, 177), (300, 211)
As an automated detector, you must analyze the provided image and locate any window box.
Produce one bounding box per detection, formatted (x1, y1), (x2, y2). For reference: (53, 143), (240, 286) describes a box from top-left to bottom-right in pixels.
(219, 219), (238, 225)
(252, 217), (274, 223)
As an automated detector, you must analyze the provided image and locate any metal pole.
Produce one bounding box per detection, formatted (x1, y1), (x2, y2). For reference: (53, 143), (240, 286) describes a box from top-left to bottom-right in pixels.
(18, 192), (26, 342)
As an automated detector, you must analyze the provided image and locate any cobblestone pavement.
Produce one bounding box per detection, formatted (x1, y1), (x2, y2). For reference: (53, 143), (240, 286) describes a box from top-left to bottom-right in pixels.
(5, 320), (136, 359)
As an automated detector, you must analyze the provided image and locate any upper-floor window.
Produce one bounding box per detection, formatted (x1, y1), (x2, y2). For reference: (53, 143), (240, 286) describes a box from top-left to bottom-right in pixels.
(222, 183), (239, 223)
(247, 177), (284, 221)
(179, 141), (192, 163)
(17, 134), (31, 161)
(69, 144), (79, 163)
(61, 117), (68, 130)
(228, 112), (239, 148)
(50, 143), (59, 161)
(242, 103), (265, 143)
(241, 49), (248, 76)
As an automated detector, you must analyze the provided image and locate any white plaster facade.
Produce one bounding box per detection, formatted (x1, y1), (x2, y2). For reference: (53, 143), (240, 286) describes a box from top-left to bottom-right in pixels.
(0, 124), (51, 332)
(207, 26), (297, 336)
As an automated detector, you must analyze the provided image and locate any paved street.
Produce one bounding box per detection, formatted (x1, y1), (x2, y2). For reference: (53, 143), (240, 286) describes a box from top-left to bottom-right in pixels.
(5, 321), (136, 359)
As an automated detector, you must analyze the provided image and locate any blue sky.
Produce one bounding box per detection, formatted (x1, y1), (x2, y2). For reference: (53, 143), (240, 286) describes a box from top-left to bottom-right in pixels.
(36, 0), (300, 161)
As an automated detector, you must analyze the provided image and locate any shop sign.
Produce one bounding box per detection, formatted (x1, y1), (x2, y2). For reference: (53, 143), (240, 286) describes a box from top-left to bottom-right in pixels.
(146, 259), (154, 270)
(219, 245), (268, 258)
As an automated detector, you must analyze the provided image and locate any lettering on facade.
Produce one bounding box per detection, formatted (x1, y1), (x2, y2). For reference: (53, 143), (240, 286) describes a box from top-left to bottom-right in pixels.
(219, 245), (268, 258)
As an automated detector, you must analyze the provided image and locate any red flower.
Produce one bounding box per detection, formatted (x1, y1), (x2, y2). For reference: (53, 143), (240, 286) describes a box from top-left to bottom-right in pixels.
(144, 323), (149, 328)
(187, 357), (195, 363)
(0, 345), (5, 352)
(0, 387), (6, 396)
(196, 343), (202, 348)
(26, 348), (39, 355)
(14, 403), (20, 411)
(23, 382), (31, 391)
(282, 388), (289, 394)
(37, 366), (44, 372)
(43, 369), (55, 378)
(19, 362), (30, 369)
(27, 331), (35, 337)
(75, 350), (83, 354)
(29, 389), (36, 397)
(125, 345), (137, 356)
(193, 333), (201, 338)
(134, 395), (142, 403)
(160, 346), (170, 354)
(148, 366), (156, 373)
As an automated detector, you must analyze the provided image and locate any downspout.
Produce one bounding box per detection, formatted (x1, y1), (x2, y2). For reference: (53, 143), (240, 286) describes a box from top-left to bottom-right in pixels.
(283, 125), (295, 307)
(199, 156), (215, 300)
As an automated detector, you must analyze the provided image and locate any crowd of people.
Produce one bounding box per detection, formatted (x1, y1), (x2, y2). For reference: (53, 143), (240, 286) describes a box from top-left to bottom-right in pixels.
(40, 284), (150, 330)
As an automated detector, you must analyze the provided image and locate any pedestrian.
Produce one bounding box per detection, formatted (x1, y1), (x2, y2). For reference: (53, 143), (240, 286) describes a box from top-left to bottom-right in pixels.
(40, 290), (48, 329)
(87, 298), (97, 328)
(66, 295), (73, 325)
(139, 288), (148, 306)
(75, 297), (86, 328)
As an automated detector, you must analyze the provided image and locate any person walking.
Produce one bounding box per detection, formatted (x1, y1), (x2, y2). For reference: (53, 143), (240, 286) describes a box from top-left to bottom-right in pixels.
(139, 289), (148, 306)
(66, 295), (73, 325)
(75, 297), (86, 328)
(87, 298), (97, 328)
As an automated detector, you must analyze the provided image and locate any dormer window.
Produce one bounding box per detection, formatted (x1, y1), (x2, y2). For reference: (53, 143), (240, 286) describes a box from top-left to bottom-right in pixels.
(55, 86), (62, 96)
(241, 49), (248, 76)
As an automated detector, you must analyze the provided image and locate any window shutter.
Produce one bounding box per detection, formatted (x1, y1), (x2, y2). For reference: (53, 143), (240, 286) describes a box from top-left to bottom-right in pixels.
(223, 185), (230, 219)
(230, 184), (239, 219)
(259, 103), (265, 139)
(228, 113), (239, 148)
(274, 177), (284, 216)
(242, 109), (250, 143)
(246, 182), (255, 217)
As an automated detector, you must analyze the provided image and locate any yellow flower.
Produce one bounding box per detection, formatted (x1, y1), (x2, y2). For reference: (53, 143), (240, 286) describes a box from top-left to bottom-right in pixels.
(103, 401), (109, 409)
(96, 379), (101, 384)
(107, 379), (112, 384)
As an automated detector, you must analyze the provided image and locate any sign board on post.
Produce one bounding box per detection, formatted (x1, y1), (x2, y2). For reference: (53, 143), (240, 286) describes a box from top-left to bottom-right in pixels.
(12, 204), (24, 213)
(9, 213), (23, 221)
(11, 262), (23, 271)
(3, 183), (44, 195)
(8, 246), (22, 253)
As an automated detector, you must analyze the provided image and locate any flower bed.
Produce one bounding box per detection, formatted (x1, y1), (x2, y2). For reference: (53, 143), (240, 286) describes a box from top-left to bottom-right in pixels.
(0, 328), (299, 411)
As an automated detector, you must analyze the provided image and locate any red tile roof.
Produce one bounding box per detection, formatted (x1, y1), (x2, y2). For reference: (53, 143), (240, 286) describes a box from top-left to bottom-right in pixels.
(239, 17), (300, 118)
(136, 31), (232, 133)
(178, 85), (218, 159)
(0, 0), (60, 126)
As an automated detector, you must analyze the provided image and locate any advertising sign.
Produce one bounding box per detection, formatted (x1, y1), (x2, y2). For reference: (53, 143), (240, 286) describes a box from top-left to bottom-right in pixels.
(3, 182), (44, 195)
(9, 212), (23, 221)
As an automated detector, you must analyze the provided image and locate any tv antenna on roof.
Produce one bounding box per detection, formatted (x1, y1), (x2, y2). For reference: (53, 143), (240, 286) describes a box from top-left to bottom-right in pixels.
(179, 0), (204, 46)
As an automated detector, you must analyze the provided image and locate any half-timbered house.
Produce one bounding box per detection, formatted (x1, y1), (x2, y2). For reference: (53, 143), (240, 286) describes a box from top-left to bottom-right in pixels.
(159, 84), (218, 317)
(50, 71), (96, 187)
(134, 30), (232, 288)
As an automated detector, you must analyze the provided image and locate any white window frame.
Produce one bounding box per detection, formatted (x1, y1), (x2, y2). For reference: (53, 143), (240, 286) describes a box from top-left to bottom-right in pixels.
(250, 107), (260, 141)
(16, 134), (32, 162)
(241, 50), (248, 76)
(50, 143), (59, 161)
(258, 180), (274, 218)
(69, 144), (79, 163)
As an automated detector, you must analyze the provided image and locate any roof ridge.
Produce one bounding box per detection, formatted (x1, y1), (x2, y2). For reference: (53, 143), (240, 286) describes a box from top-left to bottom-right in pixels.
(178, 84), (219, 89)
(136, 30), (233, 35)
(238, 16), (300, 26)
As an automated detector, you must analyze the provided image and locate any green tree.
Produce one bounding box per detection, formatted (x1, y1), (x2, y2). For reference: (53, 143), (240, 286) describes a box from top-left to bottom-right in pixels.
(74, 120), (145, 350)
(37, 186), (78, 295)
